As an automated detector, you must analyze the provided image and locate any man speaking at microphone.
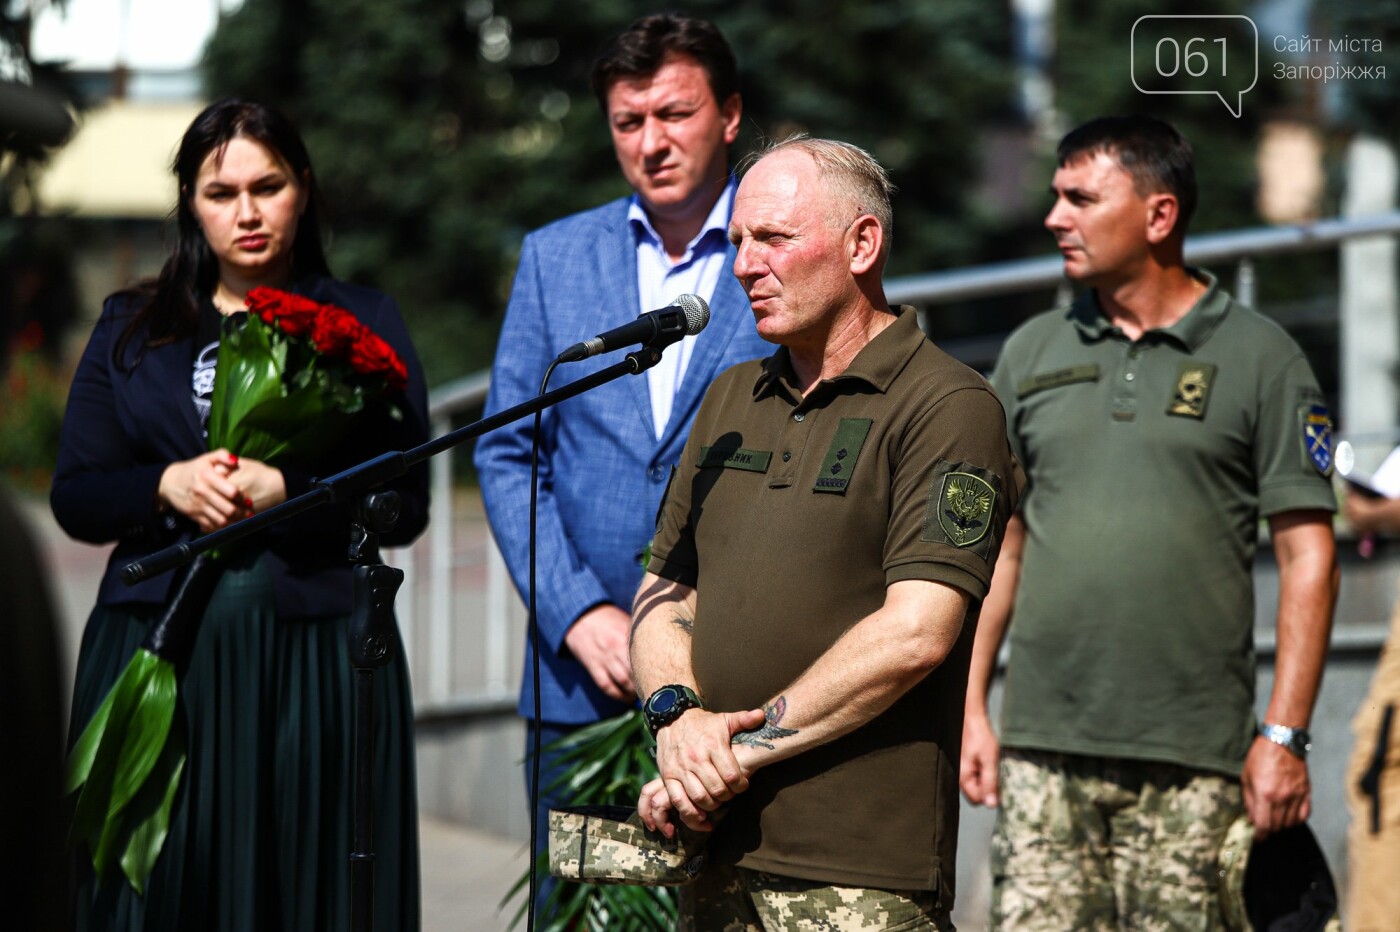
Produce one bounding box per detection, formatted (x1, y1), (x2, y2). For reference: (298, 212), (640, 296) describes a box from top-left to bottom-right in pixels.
(473, 12), (770, 911)
(631, 137), (1020, 929)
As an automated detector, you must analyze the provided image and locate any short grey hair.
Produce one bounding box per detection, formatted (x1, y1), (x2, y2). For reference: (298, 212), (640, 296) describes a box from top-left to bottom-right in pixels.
(744, 134), (895, 259)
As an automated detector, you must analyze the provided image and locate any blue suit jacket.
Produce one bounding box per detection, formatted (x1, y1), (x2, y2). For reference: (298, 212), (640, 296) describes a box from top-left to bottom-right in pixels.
(475, 195), (773, 725)
(51, 277), (431, 617)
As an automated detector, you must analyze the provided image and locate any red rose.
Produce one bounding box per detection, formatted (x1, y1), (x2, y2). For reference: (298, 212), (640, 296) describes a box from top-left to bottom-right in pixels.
(310, 306), (366, 357)
(348, 331), (408, 391)
(247, 288), (320, 338)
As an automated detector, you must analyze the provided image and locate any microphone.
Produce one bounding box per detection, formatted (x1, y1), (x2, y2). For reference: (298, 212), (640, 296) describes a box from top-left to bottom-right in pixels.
(556, 294), (710, 363)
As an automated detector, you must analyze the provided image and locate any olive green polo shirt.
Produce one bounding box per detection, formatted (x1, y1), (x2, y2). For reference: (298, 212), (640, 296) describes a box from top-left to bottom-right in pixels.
(649, 306), (1020, 895)
(992, 272), (1336, 776)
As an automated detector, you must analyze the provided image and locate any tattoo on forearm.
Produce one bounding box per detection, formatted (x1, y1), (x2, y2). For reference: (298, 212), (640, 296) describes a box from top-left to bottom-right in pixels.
(630, 608), (693, 652)
(732, 695), (799, 750)
(630, 577), (695, 651)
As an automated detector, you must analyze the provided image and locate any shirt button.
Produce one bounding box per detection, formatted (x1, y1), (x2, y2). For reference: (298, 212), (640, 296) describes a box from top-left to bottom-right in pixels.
(794, 413), (805, 422)
(1124, 372), (1135, 381)
(648, 466), (665, 482)
(782, 452), (792, 462)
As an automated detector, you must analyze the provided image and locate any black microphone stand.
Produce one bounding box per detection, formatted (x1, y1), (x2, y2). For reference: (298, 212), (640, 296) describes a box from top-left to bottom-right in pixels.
(122, 342), (671, 932)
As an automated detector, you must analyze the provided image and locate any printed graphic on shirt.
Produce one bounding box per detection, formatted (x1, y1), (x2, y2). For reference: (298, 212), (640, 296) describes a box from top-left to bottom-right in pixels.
(1300, 403), (1333, 476)
(1166, 362), (1216, 419)
(192, 339), (219, 433)
(812, 418), (874, 494)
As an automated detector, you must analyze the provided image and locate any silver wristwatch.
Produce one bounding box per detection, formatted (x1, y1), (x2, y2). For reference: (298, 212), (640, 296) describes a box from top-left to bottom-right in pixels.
(1259, 722), (1311, 759)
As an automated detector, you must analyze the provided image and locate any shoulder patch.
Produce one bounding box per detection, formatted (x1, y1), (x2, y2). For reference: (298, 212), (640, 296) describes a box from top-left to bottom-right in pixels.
(922, 461), (1003, 557)
(1299, 403), (1333, 476)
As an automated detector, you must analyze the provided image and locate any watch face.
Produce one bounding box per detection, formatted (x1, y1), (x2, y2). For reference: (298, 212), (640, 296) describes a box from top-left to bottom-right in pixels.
(650, 688), (679, 715)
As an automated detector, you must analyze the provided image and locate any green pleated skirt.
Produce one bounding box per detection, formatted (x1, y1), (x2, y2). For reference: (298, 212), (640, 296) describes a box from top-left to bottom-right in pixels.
(69, 552), (421, 932)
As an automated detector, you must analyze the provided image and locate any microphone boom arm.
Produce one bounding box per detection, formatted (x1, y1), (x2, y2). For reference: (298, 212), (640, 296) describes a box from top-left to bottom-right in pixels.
(122, 347), (667, 584)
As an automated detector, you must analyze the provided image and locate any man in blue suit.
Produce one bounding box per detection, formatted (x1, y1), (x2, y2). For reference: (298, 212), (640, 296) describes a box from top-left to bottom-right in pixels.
(473, 11), (771, 885)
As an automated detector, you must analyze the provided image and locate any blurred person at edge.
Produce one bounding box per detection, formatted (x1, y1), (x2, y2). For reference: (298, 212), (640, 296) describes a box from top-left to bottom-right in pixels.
(472, 12), (770, 918)
(52, 98), (430, 931)
(960, 115), (1339, 930)
(1339, 489), (1400, 932)
(0, 113), (69, 932)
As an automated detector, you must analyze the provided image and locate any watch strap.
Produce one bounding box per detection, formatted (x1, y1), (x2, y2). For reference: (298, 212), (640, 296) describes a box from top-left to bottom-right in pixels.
(643, 684), (703, 738)
(1259, 722), (1311, 759)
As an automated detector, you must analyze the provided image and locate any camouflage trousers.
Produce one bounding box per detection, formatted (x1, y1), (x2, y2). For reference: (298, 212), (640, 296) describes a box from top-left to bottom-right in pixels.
(679, 863), (953, 931)
(990, 749), (1242, 931)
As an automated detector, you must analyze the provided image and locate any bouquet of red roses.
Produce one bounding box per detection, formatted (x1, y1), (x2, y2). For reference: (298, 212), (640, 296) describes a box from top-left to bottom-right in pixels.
(210, 287), (408, 463)
(66, 288), (409, 892)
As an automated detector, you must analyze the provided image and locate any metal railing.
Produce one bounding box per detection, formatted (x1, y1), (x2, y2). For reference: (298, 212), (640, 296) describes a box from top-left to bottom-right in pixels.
(397, 211), (1400, 720)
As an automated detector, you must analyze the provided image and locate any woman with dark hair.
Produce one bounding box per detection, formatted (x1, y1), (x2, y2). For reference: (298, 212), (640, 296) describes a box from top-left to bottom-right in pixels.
(53, 99), (428, 931)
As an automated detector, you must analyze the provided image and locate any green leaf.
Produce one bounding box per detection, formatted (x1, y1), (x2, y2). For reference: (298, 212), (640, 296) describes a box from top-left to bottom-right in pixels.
(67, 649), (181, 882)
(65, 673), (121, 793)
(91, 658), (178, 876)
(119, 737), (186, 894)
(206, 313), (359, 464)
(69, 651), (161, 846)
(209, 315), (284, 456)
(107, 661), (178, 817)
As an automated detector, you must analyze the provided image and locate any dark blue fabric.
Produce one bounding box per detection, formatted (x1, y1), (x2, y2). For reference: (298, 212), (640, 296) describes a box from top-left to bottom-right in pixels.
(51, 277), (430, 615)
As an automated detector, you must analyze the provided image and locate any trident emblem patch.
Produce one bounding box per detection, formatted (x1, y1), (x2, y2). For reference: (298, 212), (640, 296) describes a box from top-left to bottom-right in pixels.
(939, 472), (996, 548)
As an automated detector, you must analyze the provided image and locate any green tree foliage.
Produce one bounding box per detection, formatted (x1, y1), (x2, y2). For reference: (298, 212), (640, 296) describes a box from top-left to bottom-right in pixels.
(203, 0), (1014, 384)
(1052, 0), (1283, 235)
(1, 3), (81, 488)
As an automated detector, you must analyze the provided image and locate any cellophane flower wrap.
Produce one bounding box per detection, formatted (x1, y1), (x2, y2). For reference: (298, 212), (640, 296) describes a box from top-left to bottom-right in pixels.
(66, 287), (409, 893)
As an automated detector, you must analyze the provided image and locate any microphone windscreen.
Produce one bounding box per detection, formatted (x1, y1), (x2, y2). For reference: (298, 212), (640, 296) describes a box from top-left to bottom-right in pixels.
(676, 294), (710, 335)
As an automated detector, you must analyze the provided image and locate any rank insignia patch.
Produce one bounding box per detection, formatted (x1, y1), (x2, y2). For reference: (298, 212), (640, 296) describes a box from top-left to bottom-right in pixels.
(1300, 404), (1333, 476)
(1167, 362), (1216, 419)
(812, 418), (873, 494)
(938, 472), (996, 548)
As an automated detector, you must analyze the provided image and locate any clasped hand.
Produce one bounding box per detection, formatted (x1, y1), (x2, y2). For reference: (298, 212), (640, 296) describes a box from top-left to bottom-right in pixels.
(158, 448), (287, 533)
(637, 706), (765, 836)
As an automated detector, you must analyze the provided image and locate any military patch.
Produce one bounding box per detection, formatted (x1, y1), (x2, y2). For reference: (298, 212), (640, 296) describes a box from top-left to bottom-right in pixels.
(922, 462), (1003, 556)
(697, 446), (771, 472)
(812, 418), (874, 494)
(936, 472), (996, 548)
(1299, 403), (1334, 476)
(1016, 364), (1100, 399)
(1166, 362), (1216, 419)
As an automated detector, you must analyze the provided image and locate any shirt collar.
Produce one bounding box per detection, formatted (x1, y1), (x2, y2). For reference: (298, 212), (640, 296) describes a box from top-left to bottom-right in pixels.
(753, 305), (924, 401)
(1069, 268), (1230, 351)
(628, 177), (737, 256)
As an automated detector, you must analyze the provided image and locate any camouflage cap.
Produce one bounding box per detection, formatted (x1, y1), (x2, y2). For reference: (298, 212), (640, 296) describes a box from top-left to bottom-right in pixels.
(548, 805), (708, 886)
(1217, 814), (1253, 932)
(1219, 817), (1343, 932)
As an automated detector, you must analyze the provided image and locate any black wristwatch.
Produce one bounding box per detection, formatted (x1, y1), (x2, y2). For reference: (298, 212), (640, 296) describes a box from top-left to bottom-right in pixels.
(642, 684), (703, 738)
(1259, 722), (1311, 759)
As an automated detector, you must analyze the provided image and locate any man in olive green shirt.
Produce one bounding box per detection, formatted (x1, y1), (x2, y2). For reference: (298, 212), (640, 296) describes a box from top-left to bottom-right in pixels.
(630, 137), (1019, 929)
(961, 116), (1339, 929)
